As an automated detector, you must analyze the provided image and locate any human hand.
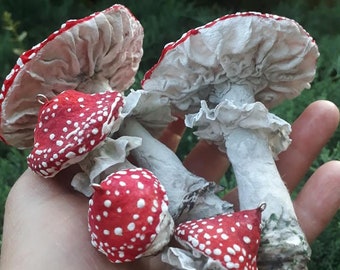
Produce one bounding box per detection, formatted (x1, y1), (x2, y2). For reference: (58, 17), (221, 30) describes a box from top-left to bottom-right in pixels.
(1, 100), (339, 269)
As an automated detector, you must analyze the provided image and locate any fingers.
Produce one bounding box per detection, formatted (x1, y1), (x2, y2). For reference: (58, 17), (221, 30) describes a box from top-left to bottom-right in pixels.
(222, 188), (240, 211)
(277, 100), (339, 192)
(159, 117), (186, 152)
(160, 117), (229, 182)
(294, 161), (340, 243)
(183, 140), (229, 182)
(1, 169), (95, 269)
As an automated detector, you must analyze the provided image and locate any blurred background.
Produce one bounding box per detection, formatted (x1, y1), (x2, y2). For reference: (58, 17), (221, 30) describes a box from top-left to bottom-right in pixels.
(0, 0), (339, 268)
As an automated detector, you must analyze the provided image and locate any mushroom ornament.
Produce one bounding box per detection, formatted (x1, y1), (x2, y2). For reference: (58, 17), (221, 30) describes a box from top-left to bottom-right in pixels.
(142, 12), (319, 268)
(26, 89), (140, 196)
(0, 4), (143, 148)
(88, 168), (174, 263)
(162, 203), (266, 270)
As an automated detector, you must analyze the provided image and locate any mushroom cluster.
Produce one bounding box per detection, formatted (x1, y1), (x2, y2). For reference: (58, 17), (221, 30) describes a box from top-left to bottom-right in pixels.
(0, 5), (320, 270)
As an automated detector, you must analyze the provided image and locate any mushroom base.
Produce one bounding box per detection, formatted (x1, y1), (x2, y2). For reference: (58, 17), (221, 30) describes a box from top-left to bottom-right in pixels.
(257, 217), (311, 270)
(162, 246), (227, 270)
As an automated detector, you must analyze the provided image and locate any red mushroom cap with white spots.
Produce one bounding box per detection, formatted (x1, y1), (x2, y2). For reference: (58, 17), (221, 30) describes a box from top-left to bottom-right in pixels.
(88, 168), (174, 263)
(175, 203), (266, 270)
(27, 89), (124, 177)
(0, 4), (143, 148)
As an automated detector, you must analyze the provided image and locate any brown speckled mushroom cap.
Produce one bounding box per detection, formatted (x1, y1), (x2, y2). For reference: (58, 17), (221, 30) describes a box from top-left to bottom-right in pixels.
(0, 4), (143, 148)
(142, 12), (319, 116)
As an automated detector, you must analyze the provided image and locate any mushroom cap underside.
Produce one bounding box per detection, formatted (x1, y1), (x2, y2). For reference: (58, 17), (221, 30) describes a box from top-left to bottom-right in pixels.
(142, 12), (319, 115)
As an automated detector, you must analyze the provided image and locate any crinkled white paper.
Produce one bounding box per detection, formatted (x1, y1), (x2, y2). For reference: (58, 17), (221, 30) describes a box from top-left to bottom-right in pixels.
(162, 247), (226, 270)
(185, 100), (291, 158)
(122, 89), (176, 138)
(71, 136), (141, 196)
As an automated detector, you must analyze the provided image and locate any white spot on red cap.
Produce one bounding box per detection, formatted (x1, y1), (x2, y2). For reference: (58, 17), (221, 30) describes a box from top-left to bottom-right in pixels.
(114, 227), (123, 236)
(104, 200), (112, 208)
(137, 182), (144, 190)
(127, 223), (135, 231)
(137, 198), (145, 208)
(243, 236), (251, 244)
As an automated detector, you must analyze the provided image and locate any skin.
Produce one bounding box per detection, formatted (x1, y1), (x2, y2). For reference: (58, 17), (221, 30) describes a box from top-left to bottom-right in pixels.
(1, 100), (340, 270)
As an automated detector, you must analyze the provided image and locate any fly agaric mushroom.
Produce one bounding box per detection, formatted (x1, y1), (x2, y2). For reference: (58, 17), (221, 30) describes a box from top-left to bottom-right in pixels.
(0, 4), (143, 148)
(27, 89), (125, 183)
(163, 203), (266, 270)
(142, 12), (319, 268)
(88, 168), (174, 263)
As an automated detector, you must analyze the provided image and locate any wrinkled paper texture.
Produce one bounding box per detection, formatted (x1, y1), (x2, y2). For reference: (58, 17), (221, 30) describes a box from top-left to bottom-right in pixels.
(162, 247), (225, 270)
(185, 100), (291, 158)
(142, 14), (319, 115)
(122, 89), (176, 138)
(71, 136), (141, 196)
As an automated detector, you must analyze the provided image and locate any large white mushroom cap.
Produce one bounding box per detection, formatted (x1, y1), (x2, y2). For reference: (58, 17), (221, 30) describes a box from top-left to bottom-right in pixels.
(0, 4), (143, 148)
(142, 12), (319, 115)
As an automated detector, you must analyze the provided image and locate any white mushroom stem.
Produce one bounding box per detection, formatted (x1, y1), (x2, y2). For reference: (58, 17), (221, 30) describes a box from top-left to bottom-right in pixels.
(118, 118), (233, 223)
(226, 129), (310, 268)
(187, 83), (311, 268)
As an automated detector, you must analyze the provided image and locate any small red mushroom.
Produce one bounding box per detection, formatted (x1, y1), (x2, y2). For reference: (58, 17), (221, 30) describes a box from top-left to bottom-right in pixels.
(27, 89), (124, 178)
(171, 203), (266, 270)
(88, 168), (174, 263)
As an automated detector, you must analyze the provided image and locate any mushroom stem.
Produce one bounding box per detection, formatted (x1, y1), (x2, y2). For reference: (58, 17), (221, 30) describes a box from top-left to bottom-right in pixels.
(221, 88), (311, 268)
(186, 82), (311, 268)
(226, 129), (311, 268)
(227, 129), (291, 211)
(118, 118), (233, 223)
